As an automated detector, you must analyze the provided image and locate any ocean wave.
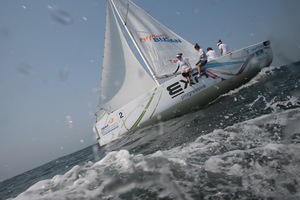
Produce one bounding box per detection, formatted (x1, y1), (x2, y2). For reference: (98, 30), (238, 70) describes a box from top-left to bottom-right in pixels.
(12, 108), (300, 200)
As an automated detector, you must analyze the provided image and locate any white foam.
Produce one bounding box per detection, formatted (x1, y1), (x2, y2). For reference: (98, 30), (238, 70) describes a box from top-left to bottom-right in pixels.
(224, 65), (278, 97)
(243, 107), (300, 126)
(13, 107), (300, 199)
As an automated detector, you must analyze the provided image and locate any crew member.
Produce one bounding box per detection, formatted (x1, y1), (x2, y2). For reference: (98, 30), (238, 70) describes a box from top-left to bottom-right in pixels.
(217, 39), (230, 55)
(206, 47), (218, 61)
(173, 53), (193, 86)
(194, 43), (208, 78)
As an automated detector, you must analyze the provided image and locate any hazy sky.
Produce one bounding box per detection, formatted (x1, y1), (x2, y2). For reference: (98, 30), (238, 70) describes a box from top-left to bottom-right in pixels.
(1, 0), (300, 181)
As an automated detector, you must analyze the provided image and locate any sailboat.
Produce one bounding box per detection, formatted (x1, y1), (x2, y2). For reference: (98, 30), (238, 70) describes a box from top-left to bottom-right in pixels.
(93, 0), (273, 146)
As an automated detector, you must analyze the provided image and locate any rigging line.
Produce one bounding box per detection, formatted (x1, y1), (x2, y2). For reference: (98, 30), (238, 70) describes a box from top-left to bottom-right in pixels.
(125, 3), (129, 25)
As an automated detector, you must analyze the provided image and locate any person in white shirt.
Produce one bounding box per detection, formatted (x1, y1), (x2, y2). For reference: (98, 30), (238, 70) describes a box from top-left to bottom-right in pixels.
(173, 53), (193, 86)
(217, 39), (230, 56)
(206, 47), (218, 61)
(194, 43), (207, 78)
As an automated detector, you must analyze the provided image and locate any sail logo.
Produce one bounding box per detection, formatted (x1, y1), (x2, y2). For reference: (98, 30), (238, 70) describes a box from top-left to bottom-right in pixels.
(108, 118), (114, 124)
(139, 34), (182, 43)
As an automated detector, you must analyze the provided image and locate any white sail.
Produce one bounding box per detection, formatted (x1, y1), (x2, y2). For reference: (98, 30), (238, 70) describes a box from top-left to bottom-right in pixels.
(97, 0), (157, 120)
(111, 0), (199, 79)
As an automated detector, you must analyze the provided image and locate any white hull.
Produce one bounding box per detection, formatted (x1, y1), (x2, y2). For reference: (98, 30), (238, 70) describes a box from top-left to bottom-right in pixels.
(94, 41), (273, 146)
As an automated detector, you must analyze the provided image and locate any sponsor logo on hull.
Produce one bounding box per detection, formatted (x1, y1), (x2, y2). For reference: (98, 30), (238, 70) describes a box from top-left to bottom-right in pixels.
(166, 72), (207, 99)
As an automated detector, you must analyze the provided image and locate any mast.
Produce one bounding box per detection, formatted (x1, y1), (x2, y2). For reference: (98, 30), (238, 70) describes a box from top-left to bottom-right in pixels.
(110, 0), (160, 85)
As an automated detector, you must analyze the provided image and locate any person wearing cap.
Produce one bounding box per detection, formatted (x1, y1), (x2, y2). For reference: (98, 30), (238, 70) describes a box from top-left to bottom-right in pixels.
(173, 53), (193, 86)
(206, 47), (218, 61)
(194, 43), (207, 78)
(217, 39), (230, 56)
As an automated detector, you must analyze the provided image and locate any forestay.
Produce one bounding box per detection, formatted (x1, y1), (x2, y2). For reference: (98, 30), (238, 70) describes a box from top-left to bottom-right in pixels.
(111, 0), (199, 79)
(97, 0), (156, 120)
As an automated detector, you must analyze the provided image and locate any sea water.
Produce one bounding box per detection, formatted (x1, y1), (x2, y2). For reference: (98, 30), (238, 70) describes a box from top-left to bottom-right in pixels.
(1, 61), (300, 199)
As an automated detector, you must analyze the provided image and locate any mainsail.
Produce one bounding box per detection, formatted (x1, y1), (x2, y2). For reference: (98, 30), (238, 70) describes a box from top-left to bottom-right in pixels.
(97, 0), (156, 120)
(111, 0), (199, 79)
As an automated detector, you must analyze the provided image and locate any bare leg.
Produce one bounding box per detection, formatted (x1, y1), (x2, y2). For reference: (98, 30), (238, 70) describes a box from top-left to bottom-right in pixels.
(186, 76), (191, 84)
(182, 69), (192, 85)
(196, 63), (202, 75)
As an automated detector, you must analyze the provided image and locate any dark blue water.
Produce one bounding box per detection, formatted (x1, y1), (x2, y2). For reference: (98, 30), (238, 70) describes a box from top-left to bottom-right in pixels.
(1, 61), (300, 200)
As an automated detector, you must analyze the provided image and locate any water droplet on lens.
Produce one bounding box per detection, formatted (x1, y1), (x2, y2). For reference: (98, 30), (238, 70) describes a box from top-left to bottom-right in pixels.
(50, 7), (74, 25)
(100, 94), (106, 100)
(93, 145), (100, 161)
(66, 115), (73, 128)
(193, 7), (199, 14)
(59, 67), (70, 81)
(16, 63), (34, 75)
(92, 86), (101, 93)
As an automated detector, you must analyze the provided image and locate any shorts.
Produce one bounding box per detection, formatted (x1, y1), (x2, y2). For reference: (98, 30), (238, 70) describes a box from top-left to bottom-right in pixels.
(182, 72), (190, 77)
(195, 60), (207, 66)
(181, 67), (192, 77)
(181, 66), (192, 72)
